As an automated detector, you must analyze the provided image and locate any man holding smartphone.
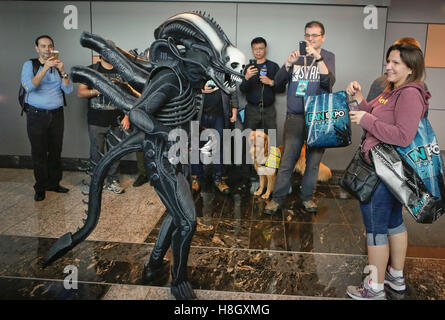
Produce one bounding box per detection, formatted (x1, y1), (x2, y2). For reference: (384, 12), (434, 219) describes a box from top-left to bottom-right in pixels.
(239, 37), (280, 186)
(240, 37), (280, 133)
(21, 35), (73, 201)
(265, 21), (335, 214)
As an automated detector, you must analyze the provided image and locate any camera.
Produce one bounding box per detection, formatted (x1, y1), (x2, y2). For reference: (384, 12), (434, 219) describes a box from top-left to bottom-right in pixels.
(299, 41), (307, 56)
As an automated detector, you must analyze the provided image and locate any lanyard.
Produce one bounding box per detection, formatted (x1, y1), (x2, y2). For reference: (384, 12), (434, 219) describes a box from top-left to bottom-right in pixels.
(303, 55), (316, 80)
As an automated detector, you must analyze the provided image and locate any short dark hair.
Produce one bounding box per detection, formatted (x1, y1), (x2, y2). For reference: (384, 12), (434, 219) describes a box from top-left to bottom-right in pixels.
(305, 21), (325, 35)
(35, 35), (54, 47)
(251, 37), (267, 47)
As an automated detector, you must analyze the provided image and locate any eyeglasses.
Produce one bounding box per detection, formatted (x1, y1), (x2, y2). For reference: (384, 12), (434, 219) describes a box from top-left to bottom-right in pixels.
(304, 34), (322, 39)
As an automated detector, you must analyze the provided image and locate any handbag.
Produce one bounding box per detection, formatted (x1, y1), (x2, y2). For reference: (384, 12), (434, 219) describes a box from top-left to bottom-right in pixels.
(339, 146), (380, 203)
(304, 90), (352, 148)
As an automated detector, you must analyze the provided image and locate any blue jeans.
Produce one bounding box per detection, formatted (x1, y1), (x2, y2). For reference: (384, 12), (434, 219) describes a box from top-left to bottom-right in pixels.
(272, 114), (325, 203)
(192, 113), (224, 181)
(360, 182), (406, 246)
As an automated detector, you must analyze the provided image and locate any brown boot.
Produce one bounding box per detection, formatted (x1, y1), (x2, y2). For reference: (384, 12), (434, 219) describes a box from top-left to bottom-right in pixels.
(302, 200), (318, 213)
(264, 199), (281, 215)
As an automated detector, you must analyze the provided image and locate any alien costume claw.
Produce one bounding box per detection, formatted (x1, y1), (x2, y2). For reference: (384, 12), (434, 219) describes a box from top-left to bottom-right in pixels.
(43, 12), (245, 300)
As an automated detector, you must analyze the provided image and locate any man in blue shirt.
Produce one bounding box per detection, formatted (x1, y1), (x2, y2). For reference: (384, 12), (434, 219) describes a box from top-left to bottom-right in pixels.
(265, 21), (335, 215)
(21, 35), (73, 201)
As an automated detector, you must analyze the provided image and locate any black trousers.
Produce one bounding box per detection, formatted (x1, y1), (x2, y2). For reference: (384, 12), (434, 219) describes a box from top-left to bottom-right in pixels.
(26, 107), (64, 192)
(244, 103), (277, 133)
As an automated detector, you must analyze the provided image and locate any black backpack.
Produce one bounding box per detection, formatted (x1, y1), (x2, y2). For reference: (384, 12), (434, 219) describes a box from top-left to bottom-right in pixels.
(18, 58), (67, 115)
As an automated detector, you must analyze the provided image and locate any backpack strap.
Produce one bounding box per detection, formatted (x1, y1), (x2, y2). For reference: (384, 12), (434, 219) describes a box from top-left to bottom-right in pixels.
(31, 58), (41, 75)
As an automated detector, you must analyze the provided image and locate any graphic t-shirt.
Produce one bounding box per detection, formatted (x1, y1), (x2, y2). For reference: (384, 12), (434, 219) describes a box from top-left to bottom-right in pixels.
(275, 49), (335, 115)
(87, 63), (124, 127)
(286, 56), (324, 114)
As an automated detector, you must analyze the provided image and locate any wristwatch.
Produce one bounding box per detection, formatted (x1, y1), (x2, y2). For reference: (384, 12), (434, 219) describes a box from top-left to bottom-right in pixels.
(315, 56), (324, 63)
(61, 72), (69, 79)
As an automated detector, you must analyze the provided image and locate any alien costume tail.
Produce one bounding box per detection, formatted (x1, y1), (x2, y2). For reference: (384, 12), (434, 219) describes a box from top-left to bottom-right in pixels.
(43, 130), (144, 266)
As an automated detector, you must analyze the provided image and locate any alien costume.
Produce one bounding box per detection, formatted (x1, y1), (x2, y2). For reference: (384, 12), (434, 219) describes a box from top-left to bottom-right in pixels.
(43, 12), (246, 300)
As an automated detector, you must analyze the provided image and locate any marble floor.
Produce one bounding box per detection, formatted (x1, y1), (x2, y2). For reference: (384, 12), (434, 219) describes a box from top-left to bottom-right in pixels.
(0, 168), (444, 300)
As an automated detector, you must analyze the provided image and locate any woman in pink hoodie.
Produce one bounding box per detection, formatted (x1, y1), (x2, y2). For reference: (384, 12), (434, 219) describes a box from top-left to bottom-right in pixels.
(345, 44), (431, 300)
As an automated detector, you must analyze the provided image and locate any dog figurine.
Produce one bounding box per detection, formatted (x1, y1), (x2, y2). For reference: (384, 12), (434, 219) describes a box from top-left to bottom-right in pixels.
(248, 131), (332, 199)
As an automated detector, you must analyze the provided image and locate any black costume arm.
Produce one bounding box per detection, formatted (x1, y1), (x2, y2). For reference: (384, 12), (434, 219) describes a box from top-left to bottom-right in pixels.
(71, 66), (137, 112)
(80, 31), (149, 92)
(117, 47), (155, 73)
(129, 69), (180, 138)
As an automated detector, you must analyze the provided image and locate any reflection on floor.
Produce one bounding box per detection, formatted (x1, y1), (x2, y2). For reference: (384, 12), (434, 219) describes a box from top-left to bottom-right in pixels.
(0, 168), (444, 300)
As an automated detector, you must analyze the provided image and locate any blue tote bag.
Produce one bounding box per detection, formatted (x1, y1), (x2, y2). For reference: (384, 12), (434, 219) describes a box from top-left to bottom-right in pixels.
(304, 91), (351, 148)
(372, 117), (445, 223)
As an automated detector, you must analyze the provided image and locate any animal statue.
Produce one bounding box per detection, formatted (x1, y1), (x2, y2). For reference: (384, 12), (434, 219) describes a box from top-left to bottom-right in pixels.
(42, 11), (246, 300)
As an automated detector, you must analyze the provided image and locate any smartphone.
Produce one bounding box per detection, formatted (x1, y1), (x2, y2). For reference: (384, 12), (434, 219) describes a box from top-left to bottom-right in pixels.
(348, 99), (360, 111)
(299, 41), (307, 56)
(206, 79), (216, 88)
(50, 50), (59, 60)
(249, 59), (256, 66)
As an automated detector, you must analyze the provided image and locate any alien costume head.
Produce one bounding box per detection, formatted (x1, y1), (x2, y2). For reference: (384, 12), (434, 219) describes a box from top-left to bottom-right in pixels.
(154, 11), (246, 94)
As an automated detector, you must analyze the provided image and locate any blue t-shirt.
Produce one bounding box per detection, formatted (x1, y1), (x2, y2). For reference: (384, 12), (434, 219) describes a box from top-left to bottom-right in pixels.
(21, 60), (73, 110)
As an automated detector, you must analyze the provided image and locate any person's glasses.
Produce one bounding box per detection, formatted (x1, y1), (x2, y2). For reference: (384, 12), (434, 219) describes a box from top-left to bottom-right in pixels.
(304, 34), (322, 39)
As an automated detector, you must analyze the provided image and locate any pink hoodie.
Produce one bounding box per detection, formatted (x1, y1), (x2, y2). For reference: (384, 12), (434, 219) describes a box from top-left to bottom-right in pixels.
(358, 82), (431, 162)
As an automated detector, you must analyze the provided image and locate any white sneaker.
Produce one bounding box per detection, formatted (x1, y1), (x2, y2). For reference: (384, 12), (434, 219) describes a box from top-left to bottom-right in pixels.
(384, 266), (406, 291)
(106, 180), (125, 194)
(347, 277), (386, 300)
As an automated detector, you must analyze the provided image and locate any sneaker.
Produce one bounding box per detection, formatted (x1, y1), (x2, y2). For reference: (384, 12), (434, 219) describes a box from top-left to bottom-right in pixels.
(106, 180), (125, 194)
(215, 179), (230, 194)
(264, 200), (281, 215)
(347, 277), (386, 300)
(384, 266), (406, 291)
(302, 200), (318, 213)
(191, 175), (200, 193)
(133, 174), (148, 187)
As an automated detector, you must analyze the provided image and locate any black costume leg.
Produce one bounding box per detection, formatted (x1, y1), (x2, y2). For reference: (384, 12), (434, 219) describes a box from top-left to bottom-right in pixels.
(142, 136), (197, 300)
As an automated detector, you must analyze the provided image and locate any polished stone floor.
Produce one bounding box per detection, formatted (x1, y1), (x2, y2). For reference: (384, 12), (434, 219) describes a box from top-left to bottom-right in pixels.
(0, 168), (444, 300)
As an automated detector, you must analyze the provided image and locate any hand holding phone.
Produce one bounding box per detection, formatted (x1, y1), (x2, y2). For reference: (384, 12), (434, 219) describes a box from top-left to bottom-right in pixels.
(348, 99), (360, 111)
(50, 50), (59, 60)
(207, 79), (216, 88)
(245, 63), (258, 80)
(299, 41), (307, 56)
